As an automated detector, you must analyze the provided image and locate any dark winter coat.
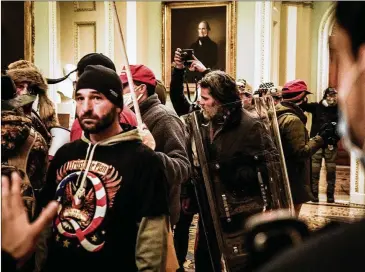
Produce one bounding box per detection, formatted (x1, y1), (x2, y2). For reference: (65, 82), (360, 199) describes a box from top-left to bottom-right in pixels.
(140, 94), (190, 225)
(190, 36), (218, 69)
(169, 67), (203, 117)
(276, 102), (324, 204)
(300, 100), (338, 138)
(205, 108), (284, 216)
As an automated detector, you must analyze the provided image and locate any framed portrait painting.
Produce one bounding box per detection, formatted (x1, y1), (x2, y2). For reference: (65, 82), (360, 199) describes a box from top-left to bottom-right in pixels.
(162, 1), (237, 89)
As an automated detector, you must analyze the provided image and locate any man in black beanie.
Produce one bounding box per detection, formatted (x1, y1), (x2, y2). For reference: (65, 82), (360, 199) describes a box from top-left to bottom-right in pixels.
(41, 65), (169, 272)
(70, 53), (138, 141)
(76, 53), (116, 76)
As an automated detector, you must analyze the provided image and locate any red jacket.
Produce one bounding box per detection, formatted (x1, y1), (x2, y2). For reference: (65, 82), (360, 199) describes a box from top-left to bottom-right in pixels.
(70, 106), (138, 141)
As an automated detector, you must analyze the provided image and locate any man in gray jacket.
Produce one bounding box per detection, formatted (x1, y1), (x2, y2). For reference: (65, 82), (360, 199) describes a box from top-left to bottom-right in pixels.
(120, 64), (190, 225)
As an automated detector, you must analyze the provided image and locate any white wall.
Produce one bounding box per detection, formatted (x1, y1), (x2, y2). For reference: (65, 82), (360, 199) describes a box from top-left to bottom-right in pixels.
(34, 2), (50, 77)
(137, 2), (162, 80)
(310, 1), (332, 102)
(236, 1), (256, 86)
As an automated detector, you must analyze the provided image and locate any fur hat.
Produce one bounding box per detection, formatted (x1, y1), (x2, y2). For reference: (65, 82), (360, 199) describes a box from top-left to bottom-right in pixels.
(6, 60), (59, 130)
(7, 60), (48, 91)
(237, 79), (253, 95)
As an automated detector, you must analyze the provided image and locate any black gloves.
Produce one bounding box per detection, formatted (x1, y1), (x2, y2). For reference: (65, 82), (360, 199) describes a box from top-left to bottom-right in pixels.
(318, 122), (340, 146)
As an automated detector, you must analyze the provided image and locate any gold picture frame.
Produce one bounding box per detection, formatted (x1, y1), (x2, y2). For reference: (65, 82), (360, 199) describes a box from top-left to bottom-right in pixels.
(162, 1), (237, 89)
(24, 1), (35, 63)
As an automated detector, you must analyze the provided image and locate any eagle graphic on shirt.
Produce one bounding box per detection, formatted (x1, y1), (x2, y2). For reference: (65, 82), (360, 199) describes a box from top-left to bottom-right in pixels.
(54, 160), (122, 252)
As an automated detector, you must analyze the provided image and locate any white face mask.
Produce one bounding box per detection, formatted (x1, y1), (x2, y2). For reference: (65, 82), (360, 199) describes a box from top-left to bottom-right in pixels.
(123, 92), (143, 108)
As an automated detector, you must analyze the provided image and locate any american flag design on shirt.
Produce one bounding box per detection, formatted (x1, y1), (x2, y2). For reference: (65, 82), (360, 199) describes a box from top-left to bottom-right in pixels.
(53, 160), (122, 252)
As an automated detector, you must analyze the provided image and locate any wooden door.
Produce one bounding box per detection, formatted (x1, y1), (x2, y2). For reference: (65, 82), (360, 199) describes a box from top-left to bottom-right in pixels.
(59, 1), (108, 68)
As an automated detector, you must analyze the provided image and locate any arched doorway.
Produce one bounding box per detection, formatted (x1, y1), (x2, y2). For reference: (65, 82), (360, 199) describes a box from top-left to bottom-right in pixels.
(318, 4), (350, 166)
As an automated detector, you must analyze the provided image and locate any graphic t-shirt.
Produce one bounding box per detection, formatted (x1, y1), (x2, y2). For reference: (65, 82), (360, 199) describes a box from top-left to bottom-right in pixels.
(43, 137), (168, 272)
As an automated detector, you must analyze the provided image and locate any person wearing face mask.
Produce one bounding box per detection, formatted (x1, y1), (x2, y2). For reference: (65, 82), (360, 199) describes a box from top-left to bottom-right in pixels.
(268, 87), (329, 215)
(254, 2), (365, 271)
(120, 64), (190, 227)
(280, 80), (339, 202)
(300, 87), (339, 203)
(1, 75), (52, 272)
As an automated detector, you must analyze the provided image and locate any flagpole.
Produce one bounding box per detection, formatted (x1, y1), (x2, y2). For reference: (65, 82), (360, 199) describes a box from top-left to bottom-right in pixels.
(112, 2), (143, 128)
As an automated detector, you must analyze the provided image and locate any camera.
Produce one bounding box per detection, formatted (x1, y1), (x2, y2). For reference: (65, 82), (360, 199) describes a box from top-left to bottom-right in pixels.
(180, 49), (194, 66)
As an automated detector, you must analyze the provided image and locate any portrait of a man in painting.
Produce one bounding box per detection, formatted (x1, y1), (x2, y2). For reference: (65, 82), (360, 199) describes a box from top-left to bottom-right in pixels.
(163, 1), (236, 86)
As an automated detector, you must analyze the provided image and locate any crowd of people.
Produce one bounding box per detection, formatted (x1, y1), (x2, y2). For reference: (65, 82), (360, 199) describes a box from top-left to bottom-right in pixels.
(2, 1), (365, 272)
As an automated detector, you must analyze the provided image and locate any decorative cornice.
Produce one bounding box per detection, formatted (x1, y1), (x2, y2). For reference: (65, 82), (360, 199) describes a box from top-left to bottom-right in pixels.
(73, 1), (96, 12)
(282, 1), (313, 8)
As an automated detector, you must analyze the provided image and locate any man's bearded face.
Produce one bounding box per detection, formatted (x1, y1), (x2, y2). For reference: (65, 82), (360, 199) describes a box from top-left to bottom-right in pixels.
(198, 87), (221, 120)
(76, 89), (118, 134)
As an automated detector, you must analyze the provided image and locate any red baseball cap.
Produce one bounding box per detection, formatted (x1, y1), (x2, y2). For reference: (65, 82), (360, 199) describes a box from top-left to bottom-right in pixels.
(283, 79), (312, 94)
(120, 65), (156, 87)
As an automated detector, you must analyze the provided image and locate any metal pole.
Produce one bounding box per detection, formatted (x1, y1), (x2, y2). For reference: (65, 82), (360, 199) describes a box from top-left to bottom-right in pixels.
(112, 2), (143, 128)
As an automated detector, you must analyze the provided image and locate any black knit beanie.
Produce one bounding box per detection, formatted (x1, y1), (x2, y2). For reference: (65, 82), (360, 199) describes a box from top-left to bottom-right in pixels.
(77, 53), (116, 76)
(76, 65), (123, 107)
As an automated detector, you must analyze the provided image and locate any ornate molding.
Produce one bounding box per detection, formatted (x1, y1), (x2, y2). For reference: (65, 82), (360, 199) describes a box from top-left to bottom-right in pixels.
(355, 159), (360, 193)
(260, 2), (266, 83)
(49, 1), (58, 103)
(24, 1), (35, 63)
(73, 1), (96, 12)
(104, 1), (114, 60)
(254, 1), (272, 88)
(74, 21), (97, 64)
(316, 3), (335, 101)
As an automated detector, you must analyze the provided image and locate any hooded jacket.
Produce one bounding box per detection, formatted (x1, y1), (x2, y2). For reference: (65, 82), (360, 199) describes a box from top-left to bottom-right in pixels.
(276, 102), (324, 203)
(41, 125), (168, 272)
(139, 94), (190, 225)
